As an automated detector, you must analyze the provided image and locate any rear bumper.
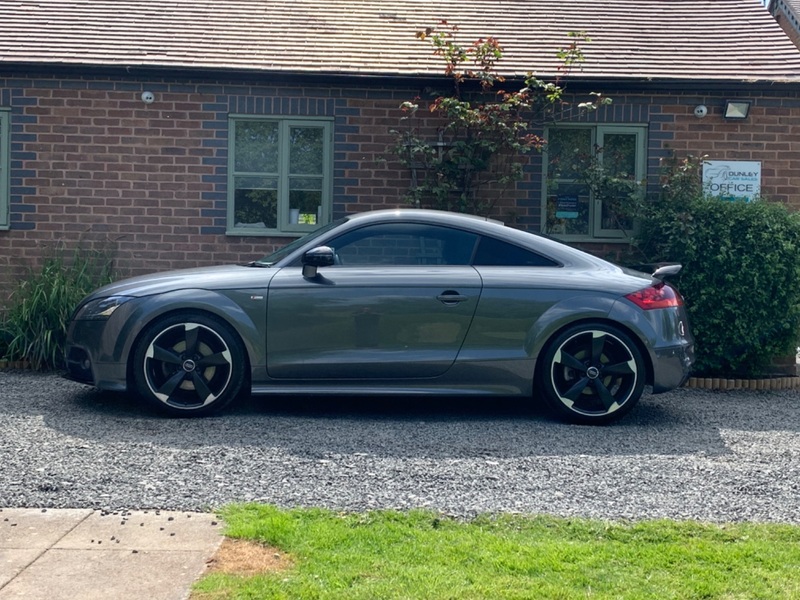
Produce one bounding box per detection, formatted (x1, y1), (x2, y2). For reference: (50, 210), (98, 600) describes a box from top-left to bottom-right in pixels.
(607, 297), (694, 394)
(651, 340), (694, 393)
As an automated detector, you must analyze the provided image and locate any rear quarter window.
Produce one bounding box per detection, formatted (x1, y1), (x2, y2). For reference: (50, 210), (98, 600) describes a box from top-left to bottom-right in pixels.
(473, 236), (559, 267)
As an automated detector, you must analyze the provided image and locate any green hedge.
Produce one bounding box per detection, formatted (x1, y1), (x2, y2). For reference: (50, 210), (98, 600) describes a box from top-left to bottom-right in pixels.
(634, 196), (800, 378)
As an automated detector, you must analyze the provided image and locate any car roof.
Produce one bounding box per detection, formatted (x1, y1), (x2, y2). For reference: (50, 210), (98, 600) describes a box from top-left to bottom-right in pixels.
(336, 209), (613, 270)
(347, 208), (505, 227)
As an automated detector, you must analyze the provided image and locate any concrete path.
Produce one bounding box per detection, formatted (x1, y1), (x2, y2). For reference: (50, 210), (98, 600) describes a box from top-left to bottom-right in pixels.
(0, 508), (223, 600)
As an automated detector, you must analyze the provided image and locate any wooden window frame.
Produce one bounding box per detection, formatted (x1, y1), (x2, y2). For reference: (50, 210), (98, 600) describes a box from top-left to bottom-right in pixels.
(542, 124), (647, 241)
(0, 110), (9, 230)
(227, 115), (333, 237)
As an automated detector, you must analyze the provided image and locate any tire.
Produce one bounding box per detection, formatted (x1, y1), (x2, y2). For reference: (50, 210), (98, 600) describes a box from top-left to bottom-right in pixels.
(132, 312), (247, 417)
(539, 323), (645, 425)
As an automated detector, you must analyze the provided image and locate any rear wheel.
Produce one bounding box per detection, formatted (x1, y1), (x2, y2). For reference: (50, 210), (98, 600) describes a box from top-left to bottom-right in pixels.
(132, 313), (246, 417)
(539, 323), (645, 425)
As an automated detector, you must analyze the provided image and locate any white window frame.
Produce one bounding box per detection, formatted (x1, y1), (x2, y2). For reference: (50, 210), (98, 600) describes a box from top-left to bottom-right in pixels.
(542, 124), (647, 241)
(227, 116), (333, 236)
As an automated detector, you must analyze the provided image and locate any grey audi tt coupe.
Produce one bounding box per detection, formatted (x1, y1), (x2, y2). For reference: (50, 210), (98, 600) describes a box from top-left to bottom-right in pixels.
(64, 209), (693, 424)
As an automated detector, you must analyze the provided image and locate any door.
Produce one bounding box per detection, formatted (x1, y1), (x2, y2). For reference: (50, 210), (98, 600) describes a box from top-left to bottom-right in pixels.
(266, 222), (483, 379)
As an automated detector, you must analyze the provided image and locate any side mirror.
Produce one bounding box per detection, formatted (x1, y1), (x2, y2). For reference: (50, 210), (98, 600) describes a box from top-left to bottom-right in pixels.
(302, 246), (335, 278)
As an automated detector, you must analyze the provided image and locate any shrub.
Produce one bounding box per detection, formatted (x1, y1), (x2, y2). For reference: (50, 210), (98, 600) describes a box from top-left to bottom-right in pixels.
(633, 166), (800, 377)
(0, 327), (11, 363)
(0, 241), (116, 370)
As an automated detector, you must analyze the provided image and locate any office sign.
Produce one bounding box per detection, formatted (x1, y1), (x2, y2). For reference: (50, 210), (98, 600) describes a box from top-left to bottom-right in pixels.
(702, 160), (761, 202)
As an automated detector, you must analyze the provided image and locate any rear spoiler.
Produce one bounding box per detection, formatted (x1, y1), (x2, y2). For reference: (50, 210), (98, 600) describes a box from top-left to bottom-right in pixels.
(652, 264), (682, 279)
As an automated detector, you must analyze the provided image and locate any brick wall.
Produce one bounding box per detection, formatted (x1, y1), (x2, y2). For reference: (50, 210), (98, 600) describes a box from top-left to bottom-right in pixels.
(0, 76), (420, 298)
(660, 92), (800, 208)
(563, 89), (800, 259)
(1, 73), (799, 301)
(335, 97), (407, 215)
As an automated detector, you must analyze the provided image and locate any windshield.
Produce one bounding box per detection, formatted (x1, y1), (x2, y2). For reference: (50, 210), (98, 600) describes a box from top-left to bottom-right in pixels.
(253, 218), (346, 266)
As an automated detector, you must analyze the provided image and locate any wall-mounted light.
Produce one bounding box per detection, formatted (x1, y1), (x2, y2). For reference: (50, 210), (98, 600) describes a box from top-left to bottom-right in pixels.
(723, 100), (751, 120)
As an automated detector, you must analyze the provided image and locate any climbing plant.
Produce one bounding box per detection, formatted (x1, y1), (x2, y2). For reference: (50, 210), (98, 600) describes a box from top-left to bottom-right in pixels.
(392, 22), (611, 216)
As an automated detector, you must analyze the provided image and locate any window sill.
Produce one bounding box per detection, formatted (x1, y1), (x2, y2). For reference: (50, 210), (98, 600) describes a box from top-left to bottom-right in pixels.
(226, 228), (303, 238)
(547, 234), (633, 243)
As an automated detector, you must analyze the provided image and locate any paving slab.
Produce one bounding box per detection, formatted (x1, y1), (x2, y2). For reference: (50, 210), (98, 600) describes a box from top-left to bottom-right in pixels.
(0, 549), (42, 588)
(1, 509), (94, 588)
(0, 509), (223, 600)
(0, 509), (93, 549)
(55, 510), (223, 551)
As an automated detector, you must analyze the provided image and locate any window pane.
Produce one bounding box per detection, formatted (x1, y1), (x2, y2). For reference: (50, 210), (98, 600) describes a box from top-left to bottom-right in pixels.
(235, 121), (279, 173)
(289, 177), (322, 192)
(473, 237), (558, 267)
(545, 183), (591, 236)
(289, 178), (322, 225)
(601, 199), (634, 231)
(233, 176), (277, 229)
(599, 133), (639, 232)
(602, 133), (637, 177)
(289, 127), (324, 175)
(547, 128), (592, 180)
(329, 224), (478, 266)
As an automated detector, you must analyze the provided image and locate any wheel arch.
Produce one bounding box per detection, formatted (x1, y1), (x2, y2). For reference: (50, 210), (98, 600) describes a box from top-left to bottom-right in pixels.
(123, 292), (261, 390)
(533, 317), (655, 388)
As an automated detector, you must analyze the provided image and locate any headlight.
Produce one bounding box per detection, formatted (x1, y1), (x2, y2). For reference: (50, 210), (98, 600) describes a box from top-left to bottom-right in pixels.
(74, 296), (133, 320)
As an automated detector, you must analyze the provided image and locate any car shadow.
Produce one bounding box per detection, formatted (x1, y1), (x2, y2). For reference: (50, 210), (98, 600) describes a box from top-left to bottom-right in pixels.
(6, 371), (796, 460)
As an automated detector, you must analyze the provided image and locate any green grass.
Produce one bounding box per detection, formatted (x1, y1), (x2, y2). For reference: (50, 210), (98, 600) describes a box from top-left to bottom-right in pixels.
(194, 504), (800, 600)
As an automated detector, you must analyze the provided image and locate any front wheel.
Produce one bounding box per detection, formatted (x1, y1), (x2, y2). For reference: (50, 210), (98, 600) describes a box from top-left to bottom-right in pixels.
(132, 313), (247, 417)
(539, 324), (645, 425)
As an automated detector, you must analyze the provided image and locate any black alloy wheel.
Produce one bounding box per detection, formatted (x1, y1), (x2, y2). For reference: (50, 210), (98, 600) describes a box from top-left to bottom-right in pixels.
(540, 323), (645, 424)
(132, 313), (246, 416)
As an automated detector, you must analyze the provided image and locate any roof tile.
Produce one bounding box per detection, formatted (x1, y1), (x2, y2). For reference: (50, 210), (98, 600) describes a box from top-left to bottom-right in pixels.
(0, 0), (798, 82)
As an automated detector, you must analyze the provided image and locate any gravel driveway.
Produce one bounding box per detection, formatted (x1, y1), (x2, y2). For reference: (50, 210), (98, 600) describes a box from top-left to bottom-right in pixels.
(1, 370), (798, 523)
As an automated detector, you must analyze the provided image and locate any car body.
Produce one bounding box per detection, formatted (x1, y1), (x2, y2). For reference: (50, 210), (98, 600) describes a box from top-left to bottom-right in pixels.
(64, 209), (694, 424)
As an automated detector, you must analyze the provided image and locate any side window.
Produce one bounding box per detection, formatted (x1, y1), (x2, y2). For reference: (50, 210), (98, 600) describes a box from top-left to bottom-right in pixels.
(228, 117), (332, 235)
(328, 223), (478, 266)
(473, 236), (559, 267)
(0, 110), (8, 229)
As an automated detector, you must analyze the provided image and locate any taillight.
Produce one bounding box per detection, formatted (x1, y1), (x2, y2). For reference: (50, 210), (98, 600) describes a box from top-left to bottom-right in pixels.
(625, 282), (684, 310)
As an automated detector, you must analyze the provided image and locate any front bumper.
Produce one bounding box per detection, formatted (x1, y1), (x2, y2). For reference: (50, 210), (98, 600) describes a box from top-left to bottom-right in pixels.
(63, 316), (131, 393)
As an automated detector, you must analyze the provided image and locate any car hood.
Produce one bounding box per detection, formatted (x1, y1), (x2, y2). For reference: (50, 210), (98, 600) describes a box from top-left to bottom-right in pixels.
(86, 264), (277, 299)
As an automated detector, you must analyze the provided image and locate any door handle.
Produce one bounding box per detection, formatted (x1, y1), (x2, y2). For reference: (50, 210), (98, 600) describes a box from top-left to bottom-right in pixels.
(437, 291), (469, 304)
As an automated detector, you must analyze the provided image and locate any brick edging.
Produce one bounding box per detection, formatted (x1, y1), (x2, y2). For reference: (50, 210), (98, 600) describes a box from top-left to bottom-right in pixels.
(0, 361), (32, 370)
(683, 376), (800, 391)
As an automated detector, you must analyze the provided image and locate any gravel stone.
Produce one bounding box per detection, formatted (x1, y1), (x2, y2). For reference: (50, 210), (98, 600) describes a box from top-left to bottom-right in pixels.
(1, 370), (799, 523)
